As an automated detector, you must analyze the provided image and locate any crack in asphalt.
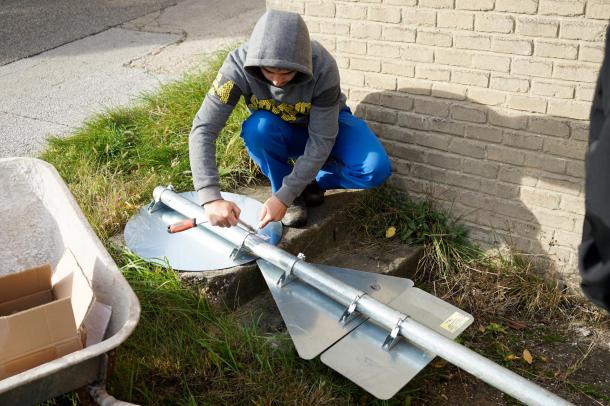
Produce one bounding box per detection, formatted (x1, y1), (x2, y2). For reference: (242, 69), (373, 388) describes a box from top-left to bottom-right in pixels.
(117, 1), (269, 71)
(119, 5), (188, 70)
(121, 32), (187, 70)
(1, 111), (74, 128)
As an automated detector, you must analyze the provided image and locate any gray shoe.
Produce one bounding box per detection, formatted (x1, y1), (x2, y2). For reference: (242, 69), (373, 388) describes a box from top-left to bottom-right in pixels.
(282, 197), (308, 228)
(302, 180), (325, 207)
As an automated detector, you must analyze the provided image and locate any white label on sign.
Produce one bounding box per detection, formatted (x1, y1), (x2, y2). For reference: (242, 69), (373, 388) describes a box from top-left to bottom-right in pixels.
(440, 311), (470, 334)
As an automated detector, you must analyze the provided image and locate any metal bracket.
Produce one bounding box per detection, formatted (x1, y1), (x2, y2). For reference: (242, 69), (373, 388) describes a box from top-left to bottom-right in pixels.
(339, 292), (365, 325)
(382, 315), (408, 351)
(229, 237), (250, 261)
(277, 253), (305, 288)
(148, 185), (174, 214)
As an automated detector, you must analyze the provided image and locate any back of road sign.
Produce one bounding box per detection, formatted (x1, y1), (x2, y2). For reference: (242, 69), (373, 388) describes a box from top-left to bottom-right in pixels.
(258, 259), (473, 399)
(258, 259), (414, 360)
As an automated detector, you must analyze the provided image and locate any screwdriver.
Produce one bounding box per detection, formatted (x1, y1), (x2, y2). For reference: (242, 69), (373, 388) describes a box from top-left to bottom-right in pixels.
(167, 217), (258, 234)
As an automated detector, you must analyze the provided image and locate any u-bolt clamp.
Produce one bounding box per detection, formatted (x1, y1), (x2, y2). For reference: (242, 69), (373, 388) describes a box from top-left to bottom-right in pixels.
(382, 315), (408, 352)
(229, 232), (253, 261)
(277, 253), (306, 288)
(339, 292), (365, 324)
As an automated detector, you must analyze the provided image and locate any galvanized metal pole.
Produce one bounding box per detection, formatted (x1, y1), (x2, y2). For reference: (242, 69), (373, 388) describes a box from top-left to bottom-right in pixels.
(154, 187), (572, 406)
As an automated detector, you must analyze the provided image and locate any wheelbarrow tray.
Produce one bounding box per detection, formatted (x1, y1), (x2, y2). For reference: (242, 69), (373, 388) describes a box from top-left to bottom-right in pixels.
(0, 158), (140, 405)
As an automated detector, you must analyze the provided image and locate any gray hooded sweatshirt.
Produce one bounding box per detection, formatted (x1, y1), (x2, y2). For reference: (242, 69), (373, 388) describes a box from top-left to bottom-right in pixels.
(188, 9), (346, 207)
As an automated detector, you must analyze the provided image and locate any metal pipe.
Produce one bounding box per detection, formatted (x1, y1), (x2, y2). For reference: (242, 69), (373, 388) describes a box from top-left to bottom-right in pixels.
(154, 186), (572, 406)
(88, 354), (139, 406)
(152, 186), (247, 248)
(89, 385), (137, 406)
(289, 258), (570, 405)
(245, 236), (361, 304)
(399, 318), (568, 406)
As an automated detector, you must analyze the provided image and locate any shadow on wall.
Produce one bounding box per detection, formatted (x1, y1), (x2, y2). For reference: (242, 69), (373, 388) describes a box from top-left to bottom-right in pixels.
(353, 88), (587, 286)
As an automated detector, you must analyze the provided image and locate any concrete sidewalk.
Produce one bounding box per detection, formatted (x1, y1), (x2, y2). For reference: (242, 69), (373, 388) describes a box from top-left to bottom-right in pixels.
(0, 0), (265, 158)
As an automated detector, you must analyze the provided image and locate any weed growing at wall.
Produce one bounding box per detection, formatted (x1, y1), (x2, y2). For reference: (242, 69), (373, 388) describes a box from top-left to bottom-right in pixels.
(346, 185), (591, 321)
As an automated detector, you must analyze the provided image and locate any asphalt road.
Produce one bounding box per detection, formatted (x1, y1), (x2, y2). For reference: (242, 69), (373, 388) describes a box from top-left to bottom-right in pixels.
(0, 0), (178, 65)
(0, 0), (264, 158)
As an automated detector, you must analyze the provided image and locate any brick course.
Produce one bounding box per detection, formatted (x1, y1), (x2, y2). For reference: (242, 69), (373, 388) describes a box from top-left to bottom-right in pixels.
(539, 1), (585, 17)
(268, 0), (607, 285)
(517, 18), (559, 38)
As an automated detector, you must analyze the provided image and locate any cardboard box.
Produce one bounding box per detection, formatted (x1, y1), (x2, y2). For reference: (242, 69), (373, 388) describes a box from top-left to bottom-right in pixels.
(0, 250), (94, 380)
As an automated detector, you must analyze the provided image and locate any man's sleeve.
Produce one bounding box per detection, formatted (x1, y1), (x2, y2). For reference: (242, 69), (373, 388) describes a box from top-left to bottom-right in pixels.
(580, 217), (610, 312)
(274, 75), (341, 206)
(579, 25), (610, 312)
(189, 70), (243, 205)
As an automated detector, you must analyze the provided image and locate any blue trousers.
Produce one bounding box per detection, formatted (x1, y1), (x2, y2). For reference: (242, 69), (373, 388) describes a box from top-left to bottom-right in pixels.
(241, 108), (392, 194)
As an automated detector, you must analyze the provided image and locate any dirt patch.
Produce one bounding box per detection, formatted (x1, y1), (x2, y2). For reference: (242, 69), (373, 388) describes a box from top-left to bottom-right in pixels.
(421, 323), (610, 405)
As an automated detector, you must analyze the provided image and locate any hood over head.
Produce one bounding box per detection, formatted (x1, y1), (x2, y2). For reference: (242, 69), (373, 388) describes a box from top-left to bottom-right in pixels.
(245, 10), (312, 84)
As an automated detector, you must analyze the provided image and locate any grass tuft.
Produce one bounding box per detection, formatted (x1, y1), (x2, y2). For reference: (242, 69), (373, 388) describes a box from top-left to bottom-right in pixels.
(348, 185), (482, 275)
(347, 185), (583, 320)
(41, 49), (260, 241)
(108, 250), (359, 405)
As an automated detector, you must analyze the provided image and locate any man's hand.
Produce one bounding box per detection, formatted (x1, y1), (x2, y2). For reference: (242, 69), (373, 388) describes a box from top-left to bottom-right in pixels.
(204, 199), (241, 227)
(258, 196), (288, 229)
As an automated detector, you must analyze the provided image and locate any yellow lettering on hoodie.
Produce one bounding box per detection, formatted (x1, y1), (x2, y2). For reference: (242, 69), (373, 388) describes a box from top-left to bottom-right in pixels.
(248, 95), (311, 122)
(295, 102), (311, 115)
(209, 73), (235, 104)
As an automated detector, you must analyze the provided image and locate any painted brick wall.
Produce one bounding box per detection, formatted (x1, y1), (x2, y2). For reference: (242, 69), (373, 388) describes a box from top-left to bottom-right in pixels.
(266, 0), (609, 285)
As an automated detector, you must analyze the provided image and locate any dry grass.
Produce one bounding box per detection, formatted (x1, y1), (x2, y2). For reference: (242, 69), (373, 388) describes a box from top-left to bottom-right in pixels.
(348, 186), (607, 325)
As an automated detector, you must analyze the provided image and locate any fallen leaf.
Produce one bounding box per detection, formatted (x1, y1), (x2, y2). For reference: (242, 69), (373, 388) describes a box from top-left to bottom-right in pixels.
(385, 226), (397, 238)
(431, 360), (447, 368)
(523, 349), (533, 365)
(478, 325), (486, 333)
(539, 355), (548, 363)
(504, 354), (519, 361)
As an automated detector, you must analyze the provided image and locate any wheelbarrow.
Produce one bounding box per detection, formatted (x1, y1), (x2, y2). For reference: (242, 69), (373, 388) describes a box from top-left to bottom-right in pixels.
(0, 158), (140, 405)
